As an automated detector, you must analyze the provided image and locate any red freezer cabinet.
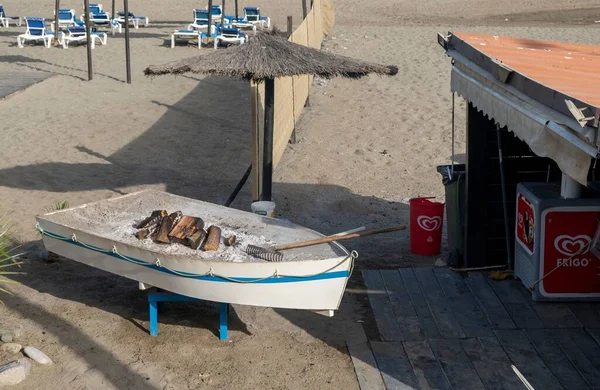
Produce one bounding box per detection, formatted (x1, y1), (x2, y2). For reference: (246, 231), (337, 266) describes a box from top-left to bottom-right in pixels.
(514, 182), (600, 301)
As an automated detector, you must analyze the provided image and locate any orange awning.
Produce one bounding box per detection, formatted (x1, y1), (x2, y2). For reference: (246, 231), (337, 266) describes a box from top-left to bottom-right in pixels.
(454, 32), (600, 109)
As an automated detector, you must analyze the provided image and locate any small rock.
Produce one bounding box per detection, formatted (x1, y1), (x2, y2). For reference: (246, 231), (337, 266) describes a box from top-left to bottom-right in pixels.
(1, 343), (22, 354)
(1, 334), (13, 343)
(23, 346), (53, 365)
(0, 358), (31, 386)
(434, 258), (447, 267)
(11, 325), (23, 339)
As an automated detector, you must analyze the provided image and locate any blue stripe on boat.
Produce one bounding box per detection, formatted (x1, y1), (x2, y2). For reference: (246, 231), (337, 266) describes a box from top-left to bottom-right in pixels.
(44, 230), (350, 283)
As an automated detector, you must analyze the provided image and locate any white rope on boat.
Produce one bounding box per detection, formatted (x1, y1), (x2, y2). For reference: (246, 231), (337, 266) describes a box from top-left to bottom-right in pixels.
(36, 224), (357, 283)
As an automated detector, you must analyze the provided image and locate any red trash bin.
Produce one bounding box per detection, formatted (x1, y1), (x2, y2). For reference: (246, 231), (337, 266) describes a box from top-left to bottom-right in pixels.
(410, 197), (445, 256)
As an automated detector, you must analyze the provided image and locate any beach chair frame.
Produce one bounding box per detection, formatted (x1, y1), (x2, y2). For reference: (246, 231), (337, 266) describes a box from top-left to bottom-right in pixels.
(59, 26), (107, 49)
(243, 7), (270, 29)
(114, 11), (149, 29)
(214, 27), (246, 49)
(18, 17), (57, 48)
(0, 4), (22, 27)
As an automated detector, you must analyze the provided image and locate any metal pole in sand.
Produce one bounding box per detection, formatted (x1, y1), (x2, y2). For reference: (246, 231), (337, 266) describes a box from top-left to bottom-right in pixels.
(207, 0), (213, 44)
(221, 0), (226, 26)
(84, 0), (93, 80)
(112, 0), (115, 20)
(124, 0), (131, 84)
(53, 0), (60, 46)
(235, 0), (238, 20)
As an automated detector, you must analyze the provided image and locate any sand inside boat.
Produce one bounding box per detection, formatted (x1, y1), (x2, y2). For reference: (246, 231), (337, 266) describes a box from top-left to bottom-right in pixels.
(40, 191), (348, 263)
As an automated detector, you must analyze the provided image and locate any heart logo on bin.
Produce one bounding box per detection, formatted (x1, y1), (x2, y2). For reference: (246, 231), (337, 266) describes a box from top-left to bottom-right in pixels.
(554, 235), (591, 256)
(417, 216), (441, 232)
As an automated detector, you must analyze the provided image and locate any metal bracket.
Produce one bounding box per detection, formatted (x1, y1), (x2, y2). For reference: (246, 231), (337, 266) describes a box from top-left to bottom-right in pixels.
(437, 32), (448, 50)
(565, 100), (596, 127)
(491, 59), (513, 83)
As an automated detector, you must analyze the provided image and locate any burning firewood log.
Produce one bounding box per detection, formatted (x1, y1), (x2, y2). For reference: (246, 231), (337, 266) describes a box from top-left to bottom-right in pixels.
(187, 229), (207, 250)
(155, 211), (182, 244)
(224, 234), (236, 246)
(204, 226), (222, 251)
(136, 229), (150, 240)
(168, 216), (205, 244)
(135, 210), (167, 230)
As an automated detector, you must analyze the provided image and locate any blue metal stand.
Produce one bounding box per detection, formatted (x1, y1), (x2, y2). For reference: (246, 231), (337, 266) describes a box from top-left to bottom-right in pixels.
(147, 291), (229, 340)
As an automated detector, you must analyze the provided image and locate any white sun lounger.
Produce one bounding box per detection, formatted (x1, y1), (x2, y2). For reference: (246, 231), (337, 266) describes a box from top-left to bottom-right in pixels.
(171, 29), (207, 49)
(244, 7), (270, 29)
(50, 9), (81, 31)
(59, 26), (107, 49)
(17, 18), (59, 48)
(115, 11), (149, 29)
(214, 27), (246, 49)
(231, 20), (257, 35)
(0, 4), (21, 27)
(87, 12), (121, 35)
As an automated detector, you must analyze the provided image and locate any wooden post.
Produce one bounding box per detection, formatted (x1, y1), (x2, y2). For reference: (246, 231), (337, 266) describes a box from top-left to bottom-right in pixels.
(287, 16), (293, 36)
(302, 0), (308, 19)
(261, 78), (275, 201)
(124, 0), (131, 84)
(221, 0), (226, 25)
(287, 16), (297, 144)
(235, 0), (239, 20)
(207, 0), (213, 43)
(465, 102), (489, 267)
(112, 0), (115, 19)
(84, 0), (93, 80)
(53, 0), (60, 43)
(302, 0), (311, 107)
(250, 81), (263, 201)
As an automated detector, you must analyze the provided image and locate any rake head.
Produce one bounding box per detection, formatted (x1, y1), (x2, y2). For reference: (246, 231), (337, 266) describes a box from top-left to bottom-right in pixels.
(245, 244), (284, 262)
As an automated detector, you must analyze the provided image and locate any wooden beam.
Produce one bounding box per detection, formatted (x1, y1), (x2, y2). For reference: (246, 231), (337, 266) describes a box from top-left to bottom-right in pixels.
(84, 0), (93, 80)
(465, 102), (489, 267)
(261, 78), (275, 201)
(124, 0), (131, 83)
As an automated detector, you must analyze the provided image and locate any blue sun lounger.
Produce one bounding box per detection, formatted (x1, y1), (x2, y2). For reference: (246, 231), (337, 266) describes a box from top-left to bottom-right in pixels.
(18, 17), (59, 48)
(243, 7), (270, 29)
(59, 25), (107, 49)
(115, 11), (149, 29)
(0, 4), (21, 27)
(214, 27), (247, 49)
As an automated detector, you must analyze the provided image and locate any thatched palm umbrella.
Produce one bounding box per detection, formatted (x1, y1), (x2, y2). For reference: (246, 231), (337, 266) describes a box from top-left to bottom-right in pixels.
(145, 31), (398, 201)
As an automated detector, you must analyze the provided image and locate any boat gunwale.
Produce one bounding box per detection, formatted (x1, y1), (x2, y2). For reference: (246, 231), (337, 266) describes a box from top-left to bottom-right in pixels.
(36, 190), (351, 265)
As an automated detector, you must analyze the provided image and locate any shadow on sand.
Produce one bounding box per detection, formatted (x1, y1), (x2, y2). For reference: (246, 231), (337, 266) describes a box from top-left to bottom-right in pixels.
(1, 73), (417, 387)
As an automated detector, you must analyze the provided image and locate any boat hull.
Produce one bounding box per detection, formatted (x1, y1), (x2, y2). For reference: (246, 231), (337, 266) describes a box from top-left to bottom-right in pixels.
(36, 191), (353, 311)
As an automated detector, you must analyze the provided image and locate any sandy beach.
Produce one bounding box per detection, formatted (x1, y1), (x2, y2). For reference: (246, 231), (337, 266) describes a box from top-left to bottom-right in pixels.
(0, 0), (599, 388)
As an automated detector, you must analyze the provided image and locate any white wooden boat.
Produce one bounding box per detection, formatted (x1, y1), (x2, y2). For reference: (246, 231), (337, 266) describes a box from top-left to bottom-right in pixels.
(36, 191), (354, 313)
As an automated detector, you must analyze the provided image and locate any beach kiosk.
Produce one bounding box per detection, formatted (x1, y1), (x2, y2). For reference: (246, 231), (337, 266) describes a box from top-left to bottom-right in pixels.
(439, 33), (600, 298)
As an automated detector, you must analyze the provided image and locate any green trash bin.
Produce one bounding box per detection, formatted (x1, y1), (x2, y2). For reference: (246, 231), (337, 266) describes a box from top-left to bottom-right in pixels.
(437, 164), (465, 267)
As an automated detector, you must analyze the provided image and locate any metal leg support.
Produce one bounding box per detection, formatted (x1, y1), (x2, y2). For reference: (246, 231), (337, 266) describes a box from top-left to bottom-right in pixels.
(219, 303), (229, 340)
(149, 299), (158, 336)
(147, 291), (229, 340)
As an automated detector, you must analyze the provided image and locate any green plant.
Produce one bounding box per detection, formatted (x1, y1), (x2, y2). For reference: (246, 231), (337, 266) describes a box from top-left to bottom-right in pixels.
(45, 200), (69, 213)
(0, 213), (24, 295)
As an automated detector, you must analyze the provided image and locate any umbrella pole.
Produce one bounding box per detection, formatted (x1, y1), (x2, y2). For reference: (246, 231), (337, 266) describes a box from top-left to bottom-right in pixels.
(112, 0), (115, 19)
(124, 0), (131, 83)
(206, 0), (213, 44)
(84, 0), (93, 80)
(221, 0), (226, 25)
(261, 78), (275, 201)
(53, 0), (59, 45)
(235, 0), (238, 20)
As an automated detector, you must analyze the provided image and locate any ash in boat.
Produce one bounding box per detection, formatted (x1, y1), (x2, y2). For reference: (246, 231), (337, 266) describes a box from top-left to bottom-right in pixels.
(117, 209), (275, 262)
